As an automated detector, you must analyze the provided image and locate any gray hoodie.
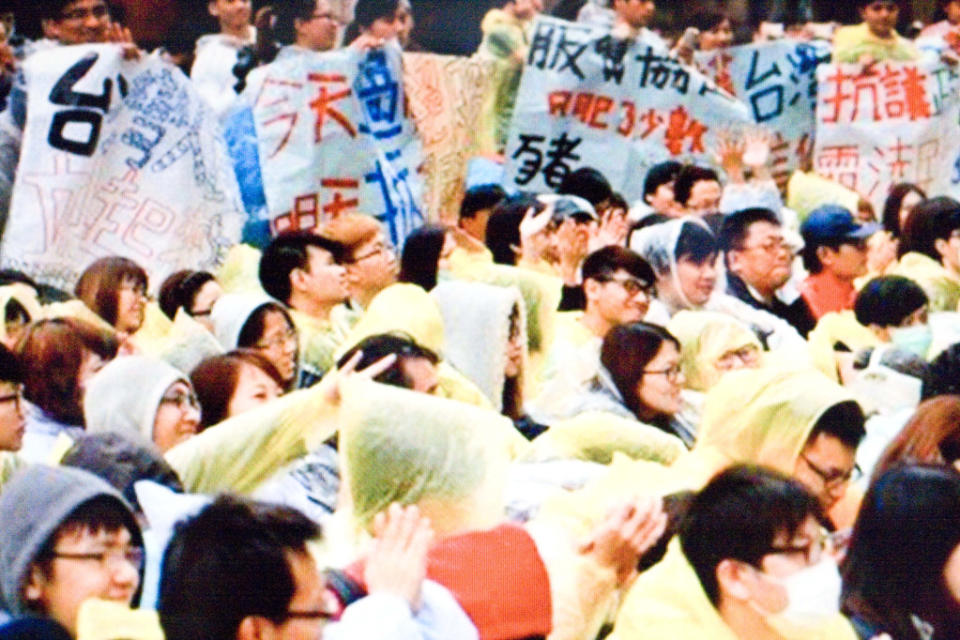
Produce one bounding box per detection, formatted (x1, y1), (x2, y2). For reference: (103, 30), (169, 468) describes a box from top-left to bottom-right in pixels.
(0, 466), (141, 618)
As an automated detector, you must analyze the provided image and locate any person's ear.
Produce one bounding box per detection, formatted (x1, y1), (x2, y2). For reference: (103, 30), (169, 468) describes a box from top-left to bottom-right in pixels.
(868, 323), (891, 342)
(726, 249), (744, 274)
(934, 237), (951, 261)
(236, 615), (275, 640)
(41, 18), (59, 40)
(816, 245), (836, 268)
(716, 558), (753, 601)
(290, 266), (309, 293)
(23, 564), (47, 602)
(583, 277), (602, 302)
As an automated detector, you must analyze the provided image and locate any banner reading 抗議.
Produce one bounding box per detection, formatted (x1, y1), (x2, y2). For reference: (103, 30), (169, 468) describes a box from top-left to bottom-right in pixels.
(503, 16), (752, 203)
(813, 59), (960, 213)
(233, 44), (424, 247)
(1, 44), (245, 290)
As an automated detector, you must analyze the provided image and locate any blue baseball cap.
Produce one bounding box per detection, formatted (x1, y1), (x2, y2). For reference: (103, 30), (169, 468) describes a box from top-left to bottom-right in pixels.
(800, 204), (880, 246)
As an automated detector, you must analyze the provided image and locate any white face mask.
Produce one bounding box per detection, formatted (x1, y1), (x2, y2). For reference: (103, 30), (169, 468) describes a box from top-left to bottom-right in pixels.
(754, 559), (843, 632)
(889, 324), (933, 360)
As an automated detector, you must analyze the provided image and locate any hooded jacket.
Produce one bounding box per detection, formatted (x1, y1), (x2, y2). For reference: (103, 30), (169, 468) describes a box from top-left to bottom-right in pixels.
(0, 466), (141, 619)
(84, 356), (189, 447)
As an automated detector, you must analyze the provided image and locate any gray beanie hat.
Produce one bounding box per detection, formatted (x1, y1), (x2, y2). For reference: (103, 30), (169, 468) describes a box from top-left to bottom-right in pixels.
(0, 465), (139, 616)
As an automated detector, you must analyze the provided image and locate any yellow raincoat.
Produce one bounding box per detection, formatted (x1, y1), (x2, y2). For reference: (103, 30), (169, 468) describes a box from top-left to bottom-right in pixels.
(610, 540), (857, 640)
(667, 311), (763, 392)
(807, 311), (881, 382)
(214, 243), (267, 295)
(164, 379), (339, 494)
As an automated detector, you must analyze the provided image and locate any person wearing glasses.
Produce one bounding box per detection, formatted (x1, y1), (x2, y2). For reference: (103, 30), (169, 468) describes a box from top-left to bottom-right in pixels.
(318, 213), (399, 313)
(158, 495), (477, 640)
(528, 321), (692, 464)
(531, 246), (655, 424)
(0, 343), (24, 491)
(720, 208), (816, 337)
(672, 367), (867, 532)
(74, 257), (150, 343)
(611, 465), (856, 640)
(259, 231), (351, 382)
(0, 465), (145, 638)
(83, 355), (201, 454)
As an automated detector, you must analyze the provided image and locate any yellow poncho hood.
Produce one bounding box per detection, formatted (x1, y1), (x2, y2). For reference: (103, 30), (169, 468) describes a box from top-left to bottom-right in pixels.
(672, 368), (857, 489)
(339, 378), (511, 535)
(667, 310), (762, 392)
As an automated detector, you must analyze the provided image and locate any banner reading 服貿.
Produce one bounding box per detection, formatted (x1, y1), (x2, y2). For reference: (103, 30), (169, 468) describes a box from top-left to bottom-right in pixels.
(503, 16), (752, 203)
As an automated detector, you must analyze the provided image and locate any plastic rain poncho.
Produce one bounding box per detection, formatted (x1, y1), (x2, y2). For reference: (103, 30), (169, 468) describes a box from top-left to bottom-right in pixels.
(0, 283), (41, 342)
(667, 310), (762, 392)
(338, 378), (512, 535)
(431, 280), (527, 411)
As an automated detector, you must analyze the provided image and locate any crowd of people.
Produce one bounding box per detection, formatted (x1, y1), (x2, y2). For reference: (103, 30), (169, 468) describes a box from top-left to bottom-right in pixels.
(0, 0), (958, 639)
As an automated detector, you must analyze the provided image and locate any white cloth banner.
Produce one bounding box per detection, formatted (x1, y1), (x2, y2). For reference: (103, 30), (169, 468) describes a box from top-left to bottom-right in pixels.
(239, 44), (424, 247)
(1, 44), (244, 290)
(813, 60), (960, 213)
(503, 16), (752, 202)
(696, 39), (830, 187)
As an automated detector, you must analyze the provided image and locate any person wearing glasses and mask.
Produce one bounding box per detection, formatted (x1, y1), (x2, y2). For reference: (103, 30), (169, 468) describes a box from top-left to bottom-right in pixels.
(611, 465), (857, 640)
(0, 465), (146, 638)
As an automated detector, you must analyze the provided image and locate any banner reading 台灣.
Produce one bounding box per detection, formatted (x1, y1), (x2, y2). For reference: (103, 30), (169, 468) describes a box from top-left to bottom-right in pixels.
(696, 39), (831, 189)
(503, 16), (752, 203)
(1, 44), (245, 290)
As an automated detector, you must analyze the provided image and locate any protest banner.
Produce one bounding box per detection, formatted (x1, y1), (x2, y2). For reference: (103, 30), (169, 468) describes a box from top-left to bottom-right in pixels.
(502, 16), (752, 203)
(0, 44), (245, 290)
(812, 60), (960, 214)
(233, 44), (424, 247)
(696, 39), (830, 189)
(403, 52), (497, 223)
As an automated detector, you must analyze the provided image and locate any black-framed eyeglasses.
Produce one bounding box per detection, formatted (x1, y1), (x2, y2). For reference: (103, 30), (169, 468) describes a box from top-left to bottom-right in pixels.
(283, 609), (337, 622)
(801, 453), (862, 488)
(50, 547), (145, 571)
(352, 242), (395, 263)
(597, 275), (655, 297)
(766, 532), (830, 564)
(160, 390), (200, 411)
(642, 364), (682, 382)
(0, 386), (22, 407)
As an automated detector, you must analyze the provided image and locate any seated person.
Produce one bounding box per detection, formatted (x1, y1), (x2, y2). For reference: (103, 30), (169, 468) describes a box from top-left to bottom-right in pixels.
(892, 196), (960, 311)
(157, 270), (222, 333)
(673, 166), (723, 232)
(833, 0), (919, 64)
(611, 465), (855, 640)
(799, 205), (878, 321)
(854, 275), (930, 358)
(318, 213), (399, 312)
(158, 494), (478, 640)
(631, 160), (682, 221)
(721, 208), (815, 336)
(458, 184), (506, 244)
(532, 246), (655, 422)
(0, 466), (144, 638)
(0, 344), (24, 490)
(260, 232), (351, 379)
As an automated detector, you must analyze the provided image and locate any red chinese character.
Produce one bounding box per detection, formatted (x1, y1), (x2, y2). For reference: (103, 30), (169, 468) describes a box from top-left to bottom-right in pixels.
(320, 178), (360, 218)
(884, 138), (913, 180)
(815, 144), (860, 190)
(638, 108), (662, 139)
(821, 67), (854, 123)
(663, 106), (707, 155)
(900, 66), (932, 121)
(306, 72), (357, 142)
(707, 53), (735, 96)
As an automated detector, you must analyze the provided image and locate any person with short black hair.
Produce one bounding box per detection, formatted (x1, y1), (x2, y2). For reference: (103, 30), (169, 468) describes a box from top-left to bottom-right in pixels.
(459, 185), (507, 244)
(612, 465), (854, 640)
(558, 167), (613, 211)
(259, 231), (350, 379)
(922, 341), (960, 400)
(338, 333), (441, 394)
(674, 166), (723, 229)
(799, 204), (878, 321)
(721, 208), (815, 336)
(854, 276), (931, 357)
(0, 343), (23, 489)
(894, 196), (960, 312)
(0, 466), (145, 638)
(833, 0), (918, 64)
(158, 495), (477, 640)
(531, 246), (655, 423)
(637, 160), (682, 219)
